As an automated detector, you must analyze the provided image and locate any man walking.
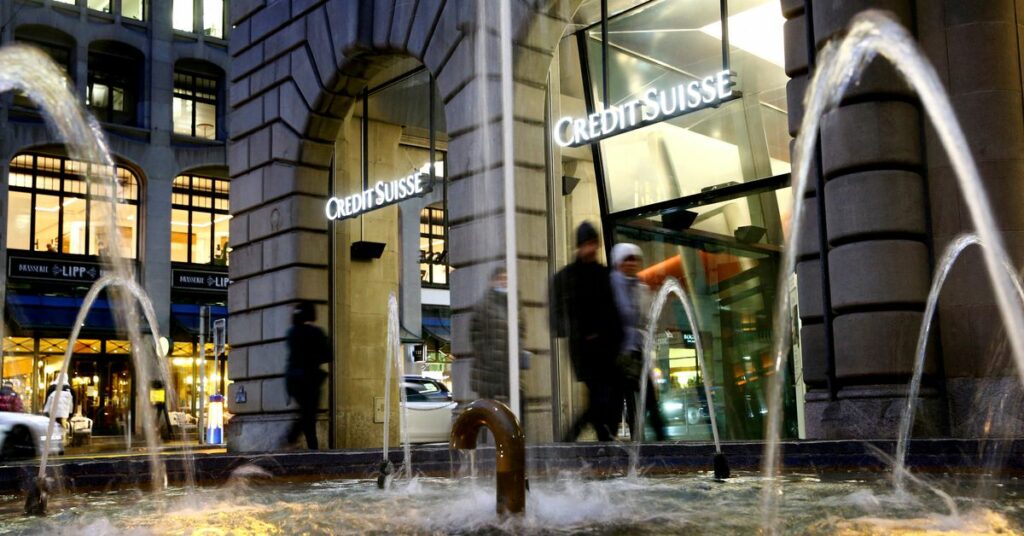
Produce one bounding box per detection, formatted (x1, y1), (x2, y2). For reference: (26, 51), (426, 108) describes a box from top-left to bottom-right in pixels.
(285, 301), (331, 449)
(551, 222), (623, 442)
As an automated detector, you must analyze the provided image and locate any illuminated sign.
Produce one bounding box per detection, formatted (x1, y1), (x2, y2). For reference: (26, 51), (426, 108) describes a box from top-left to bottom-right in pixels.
(553, 70), (737, 147)
(325, 171), (429, 221)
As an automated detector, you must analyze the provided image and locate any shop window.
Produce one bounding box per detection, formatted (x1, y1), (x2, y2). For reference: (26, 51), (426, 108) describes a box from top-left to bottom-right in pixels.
(419, 206), (449, 287)
(6, 153), (140, 258)
(171, 174), (230, 265)
(87, 42), (143, 127)
(173, 0), (225, 37)
(173, 64), (221, 140)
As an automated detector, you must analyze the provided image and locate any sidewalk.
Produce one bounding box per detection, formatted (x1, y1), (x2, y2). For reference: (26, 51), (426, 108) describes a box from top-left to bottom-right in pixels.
(61, 437), (226, 460)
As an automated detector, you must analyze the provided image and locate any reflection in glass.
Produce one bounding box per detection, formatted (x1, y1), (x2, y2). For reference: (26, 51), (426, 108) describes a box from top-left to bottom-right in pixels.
(581, 0), (790, 213)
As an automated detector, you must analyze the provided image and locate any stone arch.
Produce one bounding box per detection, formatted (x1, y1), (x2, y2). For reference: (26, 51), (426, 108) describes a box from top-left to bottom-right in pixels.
(226, 0), (580, 450)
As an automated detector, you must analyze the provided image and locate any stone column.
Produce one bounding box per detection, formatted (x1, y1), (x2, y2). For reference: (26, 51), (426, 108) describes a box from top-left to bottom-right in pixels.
(787, 0), (943, 438)
(923, 0), (1024, 437)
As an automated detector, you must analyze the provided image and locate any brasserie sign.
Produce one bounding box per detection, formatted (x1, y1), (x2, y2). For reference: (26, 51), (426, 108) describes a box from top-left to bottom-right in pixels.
(172, 269), (230, 291)
(553, 70), (736, 148)
(9, 256), (102, 283)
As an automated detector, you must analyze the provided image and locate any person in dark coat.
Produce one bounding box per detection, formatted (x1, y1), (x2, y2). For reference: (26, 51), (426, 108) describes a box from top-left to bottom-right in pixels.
(470, 267), (525, 414)
(285, 301), (331, 449)
(550, 222), (623, 442)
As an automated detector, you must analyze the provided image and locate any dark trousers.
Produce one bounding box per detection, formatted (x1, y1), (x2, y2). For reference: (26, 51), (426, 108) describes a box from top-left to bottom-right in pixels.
(289, 396), (319, 450)
(621, 375), (667, 441)
(153, 402), (172, 439)
(564, 379), (616, 442)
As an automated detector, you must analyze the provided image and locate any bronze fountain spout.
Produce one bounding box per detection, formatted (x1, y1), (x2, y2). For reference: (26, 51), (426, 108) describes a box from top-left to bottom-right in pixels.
(450, 399), (526, 515)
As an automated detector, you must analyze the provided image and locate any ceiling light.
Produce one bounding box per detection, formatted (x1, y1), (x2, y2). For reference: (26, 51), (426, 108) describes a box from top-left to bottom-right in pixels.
(701, 3), (785, 68)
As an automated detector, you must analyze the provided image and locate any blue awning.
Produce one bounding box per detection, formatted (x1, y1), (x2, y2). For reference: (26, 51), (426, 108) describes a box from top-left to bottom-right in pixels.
(170, 303), (227, 335)
(6, 294), (118, 335)
(422, 310), (451, 344)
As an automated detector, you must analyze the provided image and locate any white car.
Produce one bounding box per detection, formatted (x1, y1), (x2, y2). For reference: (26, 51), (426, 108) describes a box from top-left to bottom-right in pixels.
(0, 412), (64, 461)
(402, 376), (457, 444)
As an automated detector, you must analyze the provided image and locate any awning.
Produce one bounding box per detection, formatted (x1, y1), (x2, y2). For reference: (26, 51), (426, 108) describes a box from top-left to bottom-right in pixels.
(170, 304), (228, 336)
(422, 308), (451, 344)
(6, 294), (120, 335)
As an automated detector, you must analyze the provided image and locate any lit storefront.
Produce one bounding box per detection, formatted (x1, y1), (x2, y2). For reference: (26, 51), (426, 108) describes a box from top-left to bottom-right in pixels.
(554, 0), (799, 439)
(1, 152), (142, 435)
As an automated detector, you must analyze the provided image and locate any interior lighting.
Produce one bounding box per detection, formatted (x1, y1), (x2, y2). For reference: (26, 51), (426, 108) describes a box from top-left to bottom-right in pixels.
(700, 3), (785, 68)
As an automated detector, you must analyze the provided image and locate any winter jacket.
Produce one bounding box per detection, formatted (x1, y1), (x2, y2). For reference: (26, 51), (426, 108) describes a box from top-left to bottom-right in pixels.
(550, 258), (623, 383)
(0, 387), (24, 412)
(44, 383), (74, 419)
(470, 289), (524, 400)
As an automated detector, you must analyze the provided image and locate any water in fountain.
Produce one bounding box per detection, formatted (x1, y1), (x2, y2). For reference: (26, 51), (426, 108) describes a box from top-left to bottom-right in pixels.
(893, 233), (1024, 493)
(761, 10), (1024, 532)
(629, 276), (726, 479)
(0, 44), (187, 512)
(379, 293), (412, 488)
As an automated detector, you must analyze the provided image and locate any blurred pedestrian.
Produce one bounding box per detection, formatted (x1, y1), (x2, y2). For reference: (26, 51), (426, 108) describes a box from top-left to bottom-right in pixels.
(470, 266), (526, 416)
(610, 242), (667, 441)
(43, 376), (74, 428)
(149, 379), (172, 440)
(551, 222), (623, 442)
(0, 381), (24, 413)
(285, 301), (331, 449)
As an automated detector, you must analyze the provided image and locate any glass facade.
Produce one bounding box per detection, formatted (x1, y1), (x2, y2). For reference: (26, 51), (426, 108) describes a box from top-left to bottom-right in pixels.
(419, 206), (449, 287)
(88, 43), (143, 127)
(173, 69), (220, 139)
(6, 153), (140, 258)
(556, 0), (797, 440)
(171, 174), (231, 265)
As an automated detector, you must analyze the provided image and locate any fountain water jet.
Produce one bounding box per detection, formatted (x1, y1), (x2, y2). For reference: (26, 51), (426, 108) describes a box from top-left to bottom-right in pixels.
(630, 276), (728, 480)
(761, 10), (1024, 533)
(0, 44), (184, 515)
(893, 233), (1024, 493)
(378, 294), (411, 488)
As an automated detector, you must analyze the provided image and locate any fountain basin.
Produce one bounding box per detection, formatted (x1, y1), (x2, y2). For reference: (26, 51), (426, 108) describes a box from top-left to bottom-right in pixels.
(0, 469), (1020, 534)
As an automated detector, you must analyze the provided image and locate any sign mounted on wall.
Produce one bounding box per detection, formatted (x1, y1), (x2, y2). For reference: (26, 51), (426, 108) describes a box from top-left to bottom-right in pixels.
(325, 171), (431, 221)
(553, 70), (737, 148)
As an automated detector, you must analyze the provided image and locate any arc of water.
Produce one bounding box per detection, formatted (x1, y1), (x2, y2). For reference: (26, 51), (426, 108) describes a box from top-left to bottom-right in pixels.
(382, 294), (412, 484)
(0, 45), (182, 499)
(762, 11), (1024, 533)
(630, 277), (722, 477)
(893, 234), (1024, 494)
(37, 276), (168, 485)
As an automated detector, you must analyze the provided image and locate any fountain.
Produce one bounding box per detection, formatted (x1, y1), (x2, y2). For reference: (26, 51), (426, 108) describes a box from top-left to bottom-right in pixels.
(450, 399), (526, 515)
(1, 6), (1024, 535)
(761, 9), (1024, 533)
(0, 44), (186, 515)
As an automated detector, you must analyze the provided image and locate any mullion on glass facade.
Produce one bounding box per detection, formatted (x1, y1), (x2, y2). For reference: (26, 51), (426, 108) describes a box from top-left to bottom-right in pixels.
(173, 71), (218, 139)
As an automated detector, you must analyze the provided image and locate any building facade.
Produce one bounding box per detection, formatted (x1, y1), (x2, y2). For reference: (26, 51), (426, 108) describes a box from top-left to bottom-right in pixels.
(0, 0), (231, 444)
(226, 0), (1023, 451)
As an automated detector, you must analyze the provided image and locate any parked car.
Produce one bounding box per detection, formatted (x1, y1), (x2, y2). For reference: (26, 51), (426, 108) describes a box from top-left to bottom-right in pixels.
(0, 412), (64, 461)
(401, 376), (456, 444)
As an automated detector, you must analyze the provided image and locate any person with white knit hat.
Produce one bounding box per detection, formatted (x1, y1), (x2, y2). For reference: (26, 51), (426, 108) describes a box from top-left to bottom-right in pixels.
(610, 242), (667, 441)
